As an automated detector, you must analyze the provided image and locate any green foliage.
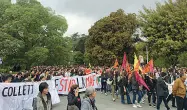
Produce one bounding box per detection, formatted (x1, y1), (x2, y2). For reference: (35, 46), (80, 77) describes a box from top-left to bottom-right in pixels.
(85, 9), (137, 66)
(178, 52), (187, 67)
(154, 57), (171, 68)
(73, 51), (84, 65)
(25, 47), (49, 66)
(0, 0), (69, 70)
(70, 33), (88, 65)
(139, 0), (187, 65)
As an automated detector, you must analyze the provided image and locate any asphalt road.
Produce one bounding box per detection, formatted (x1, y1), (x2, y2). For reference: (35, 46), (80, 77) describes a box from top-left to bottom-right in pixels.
(53, 91), (175, 110)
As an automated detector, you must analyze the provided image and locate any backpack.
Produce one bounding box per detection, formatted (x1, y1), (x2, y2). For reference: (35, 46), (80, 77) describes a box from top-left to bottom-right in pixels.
(32, 97), (37, 110)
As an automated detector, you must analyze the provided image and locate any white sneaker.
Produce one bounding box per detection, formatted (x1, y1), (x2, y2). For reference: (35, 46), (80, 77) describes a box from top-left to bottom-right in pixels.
(101, 92), (103, 94)
(133, 104), (137, 108)
(105, 93), (107, 96)
(113, 98), (116, 102)
(137, 104), (142, 108)
(140, 100), (145, 104)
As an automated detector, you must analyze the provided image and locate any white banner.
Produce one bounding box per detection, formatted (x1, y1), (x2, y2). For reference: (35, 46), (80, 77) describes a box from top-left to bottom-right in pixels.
(0, 80), (60, 110)
(54, 74), (101, 95)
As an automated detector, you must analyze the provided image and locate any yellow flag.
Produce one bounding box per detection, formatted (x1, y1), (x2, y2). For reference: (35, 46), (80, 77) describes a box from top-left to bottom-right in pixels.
(134, 53), (142, 72)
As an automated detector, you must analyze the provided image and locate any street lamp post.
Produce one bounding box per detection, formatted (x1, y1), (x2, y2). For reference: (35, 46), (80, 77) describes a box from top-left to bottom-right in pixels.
(146, 46), (148, 63)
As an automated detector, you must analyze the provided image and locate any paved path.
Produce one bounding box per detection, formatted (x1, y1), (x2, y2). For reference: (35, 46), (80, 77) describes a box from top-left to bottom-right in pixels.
(53, 91), (175, 110)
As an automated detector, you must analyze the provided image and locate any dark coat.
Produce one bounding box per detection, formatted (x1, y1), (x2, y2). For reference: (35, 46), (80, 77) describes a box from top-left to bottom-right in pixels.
(131, 75), (139, 90)
(101, 75), (107, 83)
(145, 76), (157, 92)
(118, 76), (128, 95)
(156, 77), (168, 96)
(67, 91), (81, 110)
(12, 77), (23, 82)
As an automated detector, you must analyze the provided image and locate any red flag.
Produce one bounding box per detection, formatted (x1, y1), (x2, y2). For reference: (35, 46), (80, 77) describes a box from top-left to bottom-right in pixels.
(125, 61), (131, 75)
(121, 52), (127, 71)
(135, 71), (150, 91)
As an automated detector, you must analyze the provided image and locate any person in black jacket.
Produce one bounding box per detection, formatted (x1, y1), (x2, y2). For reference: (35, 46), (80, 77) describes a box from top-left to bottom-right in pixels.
(145, 73), (156, 107)
(12, 72), (23, 82)
(118, 71), (132, 104)
(156, 72), (170, 110)
(67, 84), (81, 110)
(101, 71), (108, 95)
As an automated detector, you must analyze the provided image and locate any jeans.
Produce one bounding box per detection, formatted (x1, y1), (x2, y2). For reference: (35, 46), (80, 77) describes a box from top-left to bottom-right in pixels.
(121, 94), (125, 104)
(176, 96), (184, 110)
(120, 88), (132, 104)
(184, 98), (187, 110)
(132, 89), (142, 104)
(166, 93), (176, 106)
(101, 82), (107, 93)
(126, 89), (132, 104)
(141, 89), (146, 98)
(157, 96), (170, 110)
(147, 91), (156, 104)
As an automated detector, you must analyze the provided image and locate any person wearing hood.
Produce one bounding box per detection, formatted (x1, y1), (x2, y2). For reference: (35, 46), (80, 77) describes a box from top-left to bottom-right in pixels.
(156, 72), (170, 110)
(81, 87), (97, 110)
(33, 82), (52, 110)
(67, 84), (81, 110)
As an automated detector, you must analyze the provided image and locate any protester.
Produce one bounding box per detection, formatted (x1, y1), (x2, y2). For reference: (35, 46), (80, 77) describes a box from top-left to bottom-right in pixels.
(67, 84), (81, 110)
(101, 71), (107, 96)
(2, 74), (12, 83)
(166, 68), (177, 107)
(156, 72), (170, 110)
(23, 73), (32, 82)
(33, 82), (52, 110)
(81, 87), (97, 110)
(111, 70), (119, 101)
(12, 72), (23, 82)
(118, 71), (131, 104)
(145, 73), (156, 107)
(173, 73), (186, 110)
(131, 72), (142, 108)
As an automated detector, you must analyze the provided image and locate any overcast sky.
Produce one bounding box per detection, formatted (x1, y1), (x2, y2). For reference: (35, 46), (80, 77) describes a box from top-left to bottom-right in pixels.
(39, 0), (166, 35)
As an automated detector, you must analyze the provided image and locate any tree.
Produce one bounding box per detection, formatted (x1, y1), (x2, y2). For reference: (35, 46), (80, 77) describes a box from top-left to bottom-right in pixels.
(0, 0), (69, 69)
(85, 9), (138, 66)
(70, 33), (88, 65)
(178, 52), (187, 67)
(25, 47), (49, 67)
(73, 51), (84, 65)
(139, 0), (187, 66)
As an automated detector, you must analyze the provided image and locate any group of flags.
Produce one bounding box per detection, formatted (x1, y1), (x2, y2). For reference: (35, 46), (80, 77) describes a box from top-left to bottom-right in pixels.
(113, 52), (154, 91)
(87, 52), (154, 91)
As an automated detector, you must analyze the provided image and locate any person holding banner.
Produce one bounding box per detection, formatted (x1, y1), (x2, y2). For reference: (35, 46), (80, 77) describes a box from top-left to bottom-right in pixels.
(33, 82), (52, 110)
(67, 84), (81, 110)
(2, 74), (12, 83)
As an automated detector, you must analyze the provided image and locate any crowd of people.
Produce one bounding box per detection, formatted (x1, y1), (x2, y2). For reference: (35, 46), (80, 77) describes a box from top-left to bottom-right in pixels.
(0, 65), (187, 110)
(67, 67), (187, 110)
